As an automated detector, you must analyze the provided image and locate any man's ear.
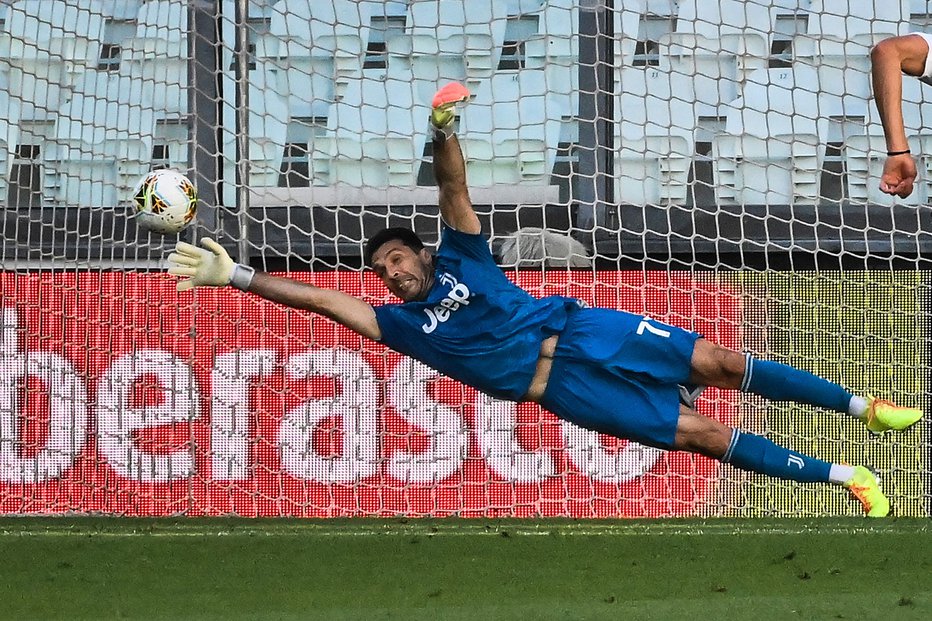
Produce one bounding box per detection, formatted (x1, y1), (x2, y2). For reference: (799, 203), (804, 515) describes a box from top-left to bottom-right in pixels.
(419, 248), (433, 264)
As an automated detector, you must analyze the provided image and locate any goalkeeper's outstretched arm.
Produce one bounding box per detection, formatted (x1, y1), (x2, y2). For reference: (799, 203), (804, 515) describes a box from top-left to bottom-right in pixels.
(167, 239), (382, 341)
(430, 83), (481, 234)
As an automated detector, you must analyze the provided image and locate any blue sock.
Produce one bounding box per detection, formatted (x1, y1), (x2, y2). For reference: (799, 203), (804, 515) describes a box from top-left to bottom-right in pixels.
(722, 429), (831, 483)
(743, 357), (853, 413)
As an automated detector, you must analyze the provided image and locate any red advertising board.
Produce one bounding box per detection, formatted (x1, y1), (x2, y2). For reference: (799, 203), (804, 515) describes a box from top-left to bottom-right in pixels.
(0, 271), (741, 517)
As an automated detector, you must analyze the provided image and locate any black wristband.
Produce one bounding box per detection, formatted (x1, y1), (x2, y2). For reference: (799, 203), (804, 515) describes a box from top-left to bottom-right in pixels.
(887, 149), (911, 156)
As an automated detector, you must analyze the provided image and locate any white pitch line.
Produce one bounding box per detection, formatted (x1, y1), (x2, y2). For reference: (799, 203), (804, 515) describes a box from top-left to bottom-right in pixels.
(0, 521), (928, 538)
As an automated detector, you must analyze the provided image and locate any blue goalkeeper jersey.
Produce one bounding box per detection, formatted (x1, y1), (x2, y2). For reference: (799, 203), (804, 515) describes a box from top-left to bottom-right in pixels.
(373, 227), (580, 401)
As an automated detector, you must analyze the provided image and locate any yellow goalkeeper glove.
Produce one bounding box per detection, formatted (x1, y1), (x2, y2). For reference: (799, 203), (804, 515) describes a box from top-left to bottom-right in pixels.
(167, 238), (254, 292)
(430, 82), (470, 142)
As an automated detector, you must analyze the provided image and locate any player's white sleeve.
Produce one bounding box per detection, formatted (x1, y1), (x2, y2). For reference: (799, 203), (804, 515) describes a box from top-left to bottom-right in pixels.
(909, 32), (932, 84)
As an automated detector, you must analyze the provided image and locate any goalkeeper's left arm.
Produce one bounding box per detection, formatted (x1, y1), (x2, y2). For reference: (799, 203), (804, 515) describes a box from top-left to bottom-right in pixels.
(167, 239), (382, 341)
(429, 83), (481, 235)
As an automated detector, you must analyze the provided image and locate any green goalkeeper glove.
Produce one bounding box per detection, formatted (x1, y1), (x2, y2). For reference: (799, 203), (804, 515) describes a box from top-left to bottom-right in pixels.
(167, 238), (254, 292)
(430, 82), (470, 142)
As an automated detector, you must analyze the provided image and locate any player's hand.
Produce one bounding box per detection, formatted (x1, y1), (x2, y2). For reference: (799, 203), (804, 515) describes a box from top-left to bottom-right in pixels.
(430, 82), (471, 132)
(879, 153), (917, 198)
(167, 238), (235, 292)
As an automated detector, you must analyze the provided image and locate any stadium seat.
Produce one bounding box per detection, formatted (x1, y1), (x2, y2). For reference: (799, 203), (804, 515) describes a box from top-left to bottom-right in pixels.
(713, 67), (828, 206)
(246, 67), (290, 189)
(0, 87), (20, 195)
(321, 75), (429, 187)
(261, 0), (371, 104)
(44, 72), (155, 208)
(613, 0), (647, 66)
(614, 68), (695, 206)
(0, 0), (107, 122)
(805, 0), (910, 39)
(521, 0), (579, 117)
(795, 0), (910, 102)
(658, 0), (771, 118)
(390, 0), (507, 102)
(252, 0), (372, 188)
(118, 0), (188, 119)
(458, 70), (562, 186)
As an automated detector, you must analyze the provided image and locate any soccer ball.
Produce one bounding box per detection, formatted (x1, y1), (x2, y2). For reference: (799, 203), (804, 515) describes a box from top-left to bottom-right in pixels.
(132, 169), (198, 235)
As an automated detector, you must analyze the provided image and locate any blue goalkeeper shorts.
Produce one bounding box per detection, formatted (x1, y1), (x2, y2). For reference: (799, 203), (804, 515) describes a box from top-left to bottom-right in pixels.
(540, 307), (701, 450)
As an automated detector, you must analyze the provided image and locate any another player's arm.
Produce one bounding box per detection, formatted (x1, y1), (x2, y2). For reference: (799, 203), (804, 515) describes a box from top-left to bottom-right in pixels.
(430, 84), (481, 234)
(167, 239), (382, 341)
(870, 34), (930, 197)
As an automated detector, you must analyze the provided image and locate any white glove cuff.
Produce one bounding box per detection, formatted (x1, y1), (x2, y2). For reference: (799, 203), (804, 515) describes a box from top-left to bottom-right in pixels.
(230, 263), (255, 291)
(429, 120), (454, 144)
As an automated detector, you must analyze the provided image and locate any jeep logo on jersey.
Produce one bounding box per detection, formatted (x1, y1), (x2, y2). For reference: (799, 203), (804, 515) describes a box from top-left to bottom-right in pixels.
(421, 273), (471, 334)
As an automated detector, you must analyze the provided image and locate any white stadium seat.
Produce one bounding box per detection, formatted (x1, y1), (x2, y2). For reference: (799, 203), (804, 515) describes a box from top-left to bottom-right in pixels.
(458, 71), (562, 186)
(0, 85), (20, 195)
(805, 0), (909, 39)
(613, 0), (646, 66)
(119, 0), (188, 119)
(246, 67), (290, 189)
(0, 0), (108, 205)
(322, 75), (429, 187)
(260, 0), (371, 106)
(795, 0), (910, 103)
(713, 68), (830, 206)
(658, 0), (773, 118)
(521, 0), (579, 116)
(390, 0), (507, 102)
(615, 68), (695, 206)
(45, 72), (155, 208)
(251, 0), (372, 187)
(0, 0), (107, 121)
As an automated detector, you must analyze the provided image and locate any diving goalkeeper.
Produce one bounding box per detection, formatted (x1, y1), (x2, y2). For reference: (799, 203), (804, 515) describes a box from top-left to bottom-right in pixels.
(167, 83), (922, 517)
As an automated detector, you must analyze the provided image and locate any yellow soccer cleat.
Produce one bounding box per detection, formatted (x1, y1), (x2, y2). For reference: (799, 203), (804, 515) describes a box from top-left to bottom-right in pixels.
(843, 466), (890, 518)
(862, 396), (922, 434)
(430, 82), (471, 134)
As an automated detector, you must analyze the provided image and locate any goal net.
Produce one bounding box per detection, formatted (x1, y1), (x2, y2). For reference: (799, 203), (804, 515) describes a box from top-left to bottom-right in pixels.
(0, 0), (928, 518)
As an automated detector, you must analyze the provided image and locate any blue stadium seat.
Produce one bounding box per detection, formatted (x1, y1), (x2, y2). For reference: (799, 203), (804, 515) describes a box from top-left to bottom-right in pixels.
(44, 72), (155, 208)
(459, 70), (562, 186)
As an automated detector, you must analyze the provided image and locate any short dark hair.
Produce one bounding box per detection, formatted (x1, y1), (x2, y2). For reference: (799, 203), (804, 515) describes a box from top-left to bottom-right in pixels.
(364, 227), (426, 267)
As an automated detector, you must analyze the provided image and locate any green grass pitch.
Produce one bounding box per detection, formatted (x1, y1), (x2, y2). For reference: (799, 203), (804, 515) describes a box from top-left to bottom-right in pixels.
(0, 517), (929, 620)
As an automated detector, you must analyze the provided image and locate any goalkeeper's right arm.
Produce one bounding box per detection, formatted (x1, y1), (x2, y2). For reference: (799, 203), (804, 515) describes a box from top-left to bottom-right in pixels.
(167, 239), (382, 341)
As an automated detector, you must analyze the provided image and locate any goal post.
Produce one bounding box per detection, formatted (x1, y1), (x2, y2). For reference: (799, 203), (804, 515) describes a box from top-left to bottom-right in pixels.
(0, 0), (928, 518)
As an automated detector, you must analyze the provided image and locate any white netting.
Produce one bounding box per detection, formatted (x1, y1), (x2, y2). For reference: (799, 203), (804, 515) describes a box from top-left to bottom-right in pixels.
(0, 0), (928, 517)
